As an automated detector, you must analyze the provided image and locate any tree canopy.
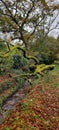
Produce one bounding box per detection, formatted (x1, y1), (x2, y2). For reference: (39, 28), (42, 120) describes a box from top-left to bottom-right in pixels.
(0, 0), (59, 48)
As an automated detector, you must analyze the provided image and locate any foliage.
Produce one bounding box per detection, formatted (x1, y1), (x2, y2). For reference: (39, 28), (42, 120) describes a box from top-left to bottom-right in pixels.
(0, 41), (7, 52)
(53, 82), (59, 88)
(0, 75), (25, 108)
(12, 55), (23, 69)
(0, 50), (59, 129)
(0, 64), (5, 75)
(0, 1), (59, 129)
(0, 0), (59, 49)
(0, 74), (59, 129)
(40, 52), (56, 64)
(4, 127), (10, 130)
(30, 35), (59, 64)
(12, 54), (29, 73)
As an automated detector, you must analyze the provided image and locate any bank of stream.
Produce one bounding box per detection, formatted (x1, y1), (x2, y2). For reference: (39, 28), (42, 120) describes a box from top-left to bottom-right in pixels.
(0, 83), (30, 124)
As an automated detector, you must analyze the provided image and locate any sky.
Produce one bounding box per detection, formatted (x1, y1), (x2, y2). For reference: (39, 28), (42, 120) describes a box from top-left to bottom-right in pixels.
(48, 12), (59, 38)
(0, 0), (59, 39)
(46, 0), (59, 38)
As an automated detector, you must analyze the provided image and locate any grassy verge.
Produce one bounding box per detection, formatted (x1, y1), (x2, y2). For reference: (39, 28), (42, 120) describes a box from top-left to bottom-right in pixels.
(0, 77), (25, 110)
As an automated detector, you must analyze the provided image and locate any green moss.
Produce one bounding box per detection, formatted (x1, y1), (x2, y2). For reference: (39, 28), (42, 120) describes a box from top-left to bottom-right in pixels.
(4, 127), (10, 130)
(35, 64), (55, 74)
(27, 55), (39, 64)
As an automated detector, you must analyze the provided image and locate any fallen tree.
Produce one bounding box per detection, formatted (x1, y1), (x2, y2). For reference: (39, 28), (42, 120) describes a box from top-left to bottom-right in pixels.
(0, 45), (55, 77)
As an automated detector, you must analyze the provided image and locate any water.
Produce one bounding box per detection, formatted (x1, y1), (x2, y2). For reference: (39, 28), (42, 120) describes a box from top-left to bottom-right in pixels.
(0, 85), (30, 124)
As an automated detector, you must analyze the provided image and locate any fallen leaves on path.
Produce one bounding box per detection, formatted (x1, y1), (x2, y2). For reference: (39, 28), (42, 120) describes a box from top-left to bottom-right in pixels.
(0, 81), (59, 130)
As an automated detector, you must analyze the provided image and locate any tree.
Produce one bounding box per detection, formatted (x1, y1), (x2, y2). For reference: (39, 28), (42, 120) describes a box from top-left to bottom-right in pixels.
(0, 0), (59, 50)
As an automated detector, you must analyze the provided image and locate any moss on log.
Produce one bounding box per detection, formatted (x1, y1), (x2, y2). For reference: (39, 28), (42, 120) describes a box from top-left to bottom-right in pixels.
(0, 44), (55, 78)
(35, 64), (55, 74)
(0, 45), (39, 64)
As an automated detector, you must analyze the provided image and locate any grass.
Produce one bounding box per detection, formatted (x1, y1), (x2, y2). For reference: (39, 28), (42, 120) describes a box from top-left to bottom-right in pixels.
(51, 64), (59, 76)
(0, 64), (59, 109)
(53, 82), (59, 88)
(0, 76), (25, 108)
(0, 63), (59, 129)
(4, 128), (10, 130)
(0, 79), (59, 130)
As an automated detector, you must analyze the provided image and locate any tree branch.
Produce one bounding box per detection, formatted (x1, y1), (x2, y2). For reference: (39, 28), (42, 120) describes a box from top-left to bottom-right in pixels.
(21, 2), (34, 28)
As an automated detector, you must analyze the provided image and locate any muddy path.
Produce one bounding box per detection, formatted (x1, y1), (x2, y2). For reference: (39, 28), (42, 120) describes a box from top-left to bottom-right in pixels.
(0, 83), (30, 124)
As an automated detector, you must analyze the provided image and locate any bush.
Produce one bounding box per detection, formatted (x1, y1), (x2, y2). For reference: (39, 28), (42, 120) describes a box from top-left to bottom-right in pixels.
(40, 52), (56, 64)
(0, 63), (5, 75)
(0, 41), (7, 52)
(12, 55), (21, 69)
(12, 54), (29, 70)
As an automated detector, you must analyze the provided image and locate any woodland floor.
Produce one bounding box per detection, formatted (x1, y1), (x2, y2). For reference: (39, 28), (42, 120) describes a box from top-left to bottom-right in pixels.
(0, 64), (59, 130)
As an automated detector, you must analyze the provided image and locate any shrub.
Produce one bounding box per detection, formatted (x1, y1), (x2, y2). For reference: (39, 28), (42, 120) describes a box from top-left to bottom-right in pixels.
(0, 41), (7, 52)
(0, 64), (5, 75)
(12, 55), (21, 69)
(4, 127), (10, 130)
(12, 54), (29, 70)
(40, 52), (56, 64)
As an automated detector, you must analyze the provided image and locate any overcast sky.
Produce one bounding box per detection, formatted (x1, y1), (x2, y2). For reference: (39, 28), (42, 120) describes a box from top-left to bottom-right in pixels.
(48, 14), (59, 38)
(46, 0), (59, 38)
(0, 0), (59, 39)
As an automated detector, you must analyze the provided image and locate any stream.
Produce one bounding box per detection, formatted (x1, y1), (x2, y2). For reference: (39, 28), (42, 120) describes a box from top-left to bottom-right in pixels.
(0, 82), (30, 124)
